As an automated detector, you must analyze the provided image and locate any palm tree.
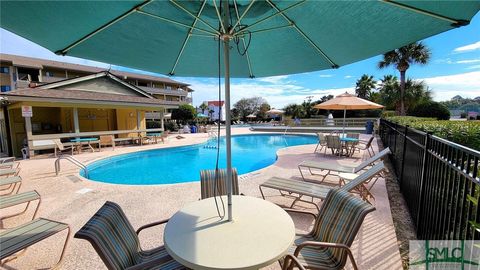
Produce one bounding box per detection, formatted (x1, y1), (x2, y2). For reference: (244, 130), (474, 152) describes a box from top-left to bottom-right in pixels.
(378, 75), (431, 112)
(199, 102), (208, 114)
(355, 74), (376, 100)
(378, 42), (431, 115)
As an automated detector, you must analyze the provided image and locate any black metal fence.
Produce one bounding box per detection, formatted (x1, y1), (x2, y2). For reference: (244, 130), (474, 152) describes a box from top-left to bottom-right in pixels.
(379, 119), (480, 240)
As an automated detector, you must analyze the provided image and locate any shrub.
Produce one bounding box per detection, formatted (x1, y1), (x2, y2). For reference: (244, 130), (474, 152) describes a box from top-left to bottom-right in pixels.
(381, 110), (396, 118)
(408, 101), (450, 120)
(386, 116), (480, 150)
(460, 112), (467, 118)
(164, 122), (178, 132)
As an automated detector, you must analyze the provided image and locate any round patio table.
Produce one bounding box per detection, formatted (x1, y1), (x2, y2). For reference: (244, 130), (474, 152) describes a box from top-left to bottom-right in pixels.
(164, 195), (295, 270)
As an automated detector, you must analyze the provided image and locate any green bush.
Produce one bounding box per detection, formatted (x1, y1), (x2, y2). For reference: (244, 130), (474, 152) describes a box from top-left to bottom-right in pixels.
(460, 112), (467, 118)
(408, 101), (450, 120)
(386, 116), (480, 150)
(164, 122), (178, 132)
(381, 110), (396, 118)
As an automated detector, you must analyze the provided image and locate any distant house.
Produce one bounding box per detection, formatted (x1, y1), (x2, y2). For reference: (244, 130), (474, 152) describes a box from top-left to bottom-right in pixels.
(204, 101), (225, 122)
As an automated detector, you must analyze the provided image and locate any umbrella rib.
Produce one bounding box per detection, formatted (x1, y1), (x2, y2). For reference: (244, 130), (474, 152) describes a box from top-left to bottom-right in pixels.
(233, 0), (305, 37)
(136, 10), (217, 36)
(232, 0), (254, 78)
(55, 0), (153, 55)
(169, 0), (208, 76)
(212, 0), (226, 34)
(229, 0), (256, 35)
(265, 0), (339, 69)
(248, 24), (293, 35)
(170, 0), (221, 35)
(381, 0), (470, 27)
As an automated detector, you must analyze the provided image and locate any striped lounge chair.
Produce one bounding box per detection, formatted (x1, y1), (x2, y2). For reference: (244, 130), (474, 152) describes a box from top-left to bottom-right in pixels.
(286, 189), (375, 270)
(200, 168), (239, 199)
(75, 201), (186, 270)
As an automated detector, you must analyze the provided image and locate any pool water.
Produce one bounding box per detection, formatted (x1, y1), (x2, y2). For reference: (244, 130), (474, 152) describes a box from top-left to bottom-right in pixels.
(83, 134), (316, 185)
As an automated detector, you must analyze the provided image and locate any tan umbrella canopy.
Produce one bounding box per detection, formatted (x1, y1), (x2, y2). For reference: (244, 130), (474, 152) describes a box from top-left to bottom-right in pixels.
(246, 114), (257, 118)
(313, 92), (384, 134)
(313, 92), (384, 110)
(266, 109), (285, 115)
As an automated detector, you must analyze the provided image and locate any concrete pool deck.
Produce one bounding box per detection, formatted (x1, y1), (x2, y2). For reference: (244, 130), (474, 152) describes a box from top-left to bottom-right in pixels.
(0, 128), (403, 270)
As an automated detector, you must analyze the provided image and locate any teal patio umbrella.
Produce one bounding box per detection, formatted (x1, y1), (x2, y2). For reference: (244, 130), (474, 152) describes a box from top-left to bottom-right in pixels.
(2, 1), (478, 221)
(197, 113), (209, 118)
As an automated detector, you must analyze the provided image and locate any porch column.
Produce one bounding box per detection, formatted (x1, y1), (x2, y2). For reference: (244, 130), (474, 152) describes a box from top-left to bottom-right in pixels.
(160, 110), (164, 130)
(25, 116), (34, 158)
(137, 110), (142, 137)
(73, 107), (80, 135)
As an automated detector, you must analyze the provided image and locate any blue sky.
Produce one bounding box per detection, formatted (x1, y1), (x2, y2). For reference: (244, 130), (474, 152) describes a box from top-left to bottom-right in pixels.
(1, 13), (479, 109)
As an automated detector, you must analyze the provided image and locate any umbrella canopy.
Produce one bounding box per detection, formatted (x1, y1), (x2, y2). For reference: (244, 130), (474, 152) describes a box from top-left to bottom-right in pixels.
(197, 113), (209, 118)
(164, 113), (172, 120)
(2, 1), (478, 221)
(314, 92), (384, 134)
(266, 109), (285, 115)
(313, 92), (384, 110)
(246, 114), (257, 118)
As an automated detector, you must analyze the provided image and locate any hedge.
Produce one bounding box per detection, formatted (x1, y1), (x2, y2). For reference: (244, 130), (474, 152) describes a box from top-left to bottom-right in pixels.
(386, 116), (480, 150)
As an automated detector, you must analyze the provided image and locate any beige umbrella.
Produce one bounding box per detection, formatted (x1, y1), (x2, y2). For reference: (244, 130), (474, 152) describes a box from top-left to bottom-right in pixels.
(266, 109), (285, 115)
(313, 92), (384, 134)
(246, 114), (257, 119)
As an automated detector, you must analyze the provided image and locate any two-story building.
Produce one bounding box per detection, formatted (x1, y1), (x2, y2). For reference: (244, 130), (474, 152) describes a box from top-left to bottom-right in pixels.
(0, 54), (194, 157)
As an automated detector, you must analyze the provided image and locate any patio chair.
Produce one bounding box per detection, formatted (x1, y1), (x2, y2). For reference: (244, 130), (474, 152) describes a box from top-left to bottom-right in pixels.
(0, 218), (70, 269)
(285, 189), (375, 270)
(325, 135), (344, 156)
(298, 147), (391, 182)
(0, 157), (15, 164)
(353, 136), (375, 157)
(0, 176), (22, 196)
(282, 254), (306, 270)
(259, 162), (385, 210)
(200, 168), (239, 199)
(0, 168), (20, 178)
(99, 135), (115, 151)
(0, 190), (41, 224)
(74, 201), (187, 270)
(53, 139), (74, 157)
(0, 161), (19, 170)
(346, 133), (360, 139)
(313, 133), (327, 154)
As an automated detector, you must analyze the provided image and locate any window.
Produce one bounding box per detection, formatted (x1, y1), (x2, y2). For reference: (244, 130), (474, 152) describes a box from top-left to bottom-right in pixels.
(45, 71), (53, 77)
(0, 67), (9, 74)
(0, 85), (11, 92)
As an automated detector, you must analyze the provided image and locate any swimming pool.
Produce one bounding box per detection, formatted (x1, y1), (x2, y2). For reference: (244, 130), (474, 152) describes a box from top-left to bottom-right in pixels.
(82, 134), (316, 185)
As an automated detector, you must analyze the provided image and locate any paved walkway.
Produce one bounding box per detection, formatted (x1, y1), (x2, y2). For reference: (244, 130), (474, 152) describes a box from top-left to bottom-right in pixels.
(0, 128), (402, 270)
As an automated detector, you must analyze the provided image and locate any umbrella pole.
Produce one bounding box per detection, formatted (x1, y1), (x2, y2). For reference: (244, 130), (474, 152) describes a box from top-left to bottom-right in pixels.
(222, 3), (233, 222)
(343, 108), (346, 136)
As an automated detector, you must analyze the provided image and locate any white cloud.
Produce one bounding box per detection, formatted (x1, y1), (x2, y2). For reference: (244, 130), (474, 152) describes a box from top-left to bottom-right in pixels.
(420, 71), (480, 101)
(344, 75), (353, 79)
(319, 74), (333, 78)
(256, 75), (289, 84)
(453, 41), (480, 53)
(184, 77), (353, 108)
(456, 59), (480, 64)
(467, 65), (480, 70)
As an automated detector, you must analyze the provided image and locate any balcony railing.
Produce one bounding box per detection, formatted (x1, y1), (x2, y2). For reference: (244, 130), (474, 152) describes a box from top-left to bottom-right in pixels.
(138, 86), (188, 96)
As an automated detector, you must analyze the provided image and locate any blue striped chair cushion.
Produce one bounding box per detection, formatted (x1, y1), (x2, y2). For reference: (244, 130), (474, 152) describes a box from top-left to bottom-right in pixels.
(200, 168), (239, 199)
(296, 189), (375, 269)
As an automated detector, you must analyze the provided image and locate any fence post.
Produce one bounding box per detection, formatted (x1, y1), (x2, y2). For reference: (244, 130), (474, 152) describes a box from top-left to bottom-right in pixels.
(416, 132), (431, 238)
(399, 125), (409, 185)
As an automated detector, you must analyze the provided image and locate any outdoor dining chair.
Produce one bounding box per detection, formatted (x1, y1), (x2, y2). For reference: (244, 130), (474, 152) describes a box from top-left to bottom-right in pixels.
(313, 133), (327, 154)
(354, 136), (375, 158)
(325, 135), (344, 156)
(200, 168), (239, 199)
(75, 201), (187, 270)
(53, 139), (74, 157)
(285, 189), (375, 270)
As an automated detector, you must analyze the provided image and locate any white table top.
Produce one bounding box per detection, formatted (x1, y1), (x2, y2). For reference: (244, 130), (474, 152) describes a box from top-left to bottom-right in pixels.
(164, 196), (295, 270)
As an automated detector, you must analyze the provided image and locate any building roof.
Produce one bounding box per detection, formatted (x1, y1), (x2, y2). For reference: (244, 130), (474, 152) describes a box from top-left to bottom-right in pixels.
(0, 53), (190, 86)
(37, 71), (154, 99)
(208, 101), (225, 107)
(2, 88), (177, 108)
